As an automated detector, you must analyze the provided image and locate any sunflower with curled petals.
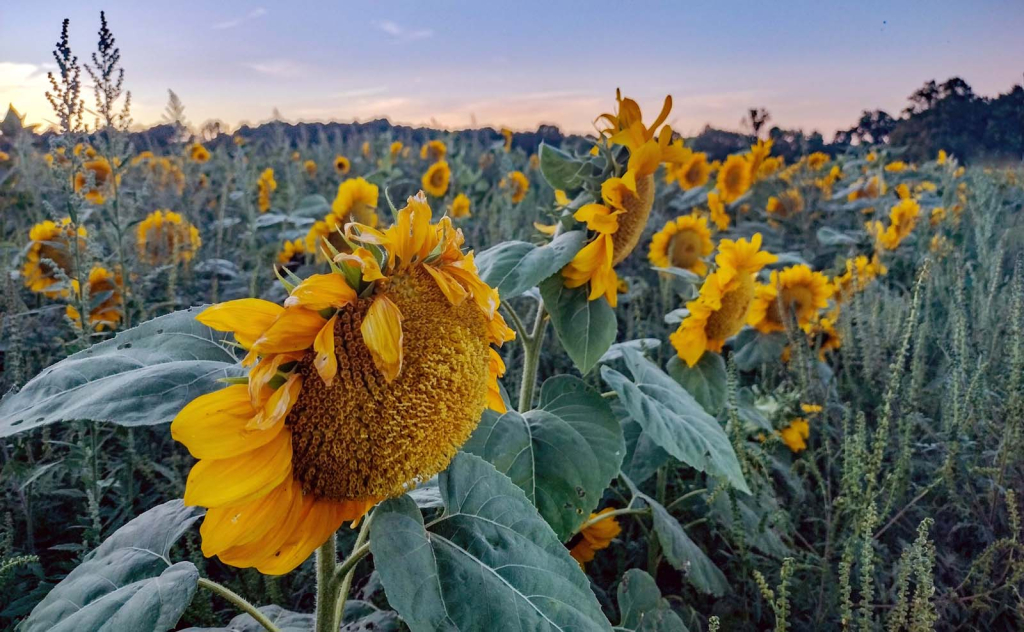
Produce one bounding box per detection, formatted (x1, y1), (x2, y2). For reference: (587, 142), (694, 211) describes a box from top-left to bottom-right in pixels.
(670, 234), (777, 367)
(173, 192), (513, 575)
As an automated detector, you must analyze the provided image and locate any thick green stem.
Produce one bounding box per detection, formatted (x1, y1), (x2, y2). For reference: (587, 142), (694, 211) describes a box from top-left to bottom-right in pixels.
(517, 300), (548, 412)
(198, 577), (281, 632)
(314, 535), (337, 632)
(331, 515), (374, 626)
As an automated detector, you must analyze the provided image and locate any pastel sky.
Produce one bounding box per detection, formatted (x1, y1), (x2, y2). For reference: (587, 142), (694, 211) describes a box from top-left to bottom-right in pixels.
(2, 1), (1022, 138)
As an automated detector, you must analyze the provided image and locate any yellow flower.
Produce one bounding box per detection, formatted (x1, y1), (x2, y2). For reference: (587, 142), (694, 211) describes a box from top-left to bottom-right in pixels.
(747, 265), (834, 334)
(648, 213), (714, 276)
(833, 255), (886, 302)
(554, 189), (570, 207)
(389, 141), (403, 158)
(501, 128), (513, 152)
(362, 141), (371, 158)
(568, 508), (621, 567)
(930, 206), (946, 227)
(137, 210), (202, 265)
(866, 151), (877, 162)
(884, 160), (907, 173)
(303, 160), (317, 177)
(529, 153), (539, 170)
(421, 160), (451, 197)
(780, 418), (810, 453)
(507, 170), (529, 204)
(276, 238), (307, 268)
(707, 190), (730, 231)
(867, 198), (920, 250)
(291, 151), (301, 162)
(66, 266), (123, 331)
(676, 152), (710, 190)
(806, 152), (829, 171)
(74, 157), (115, 205)
(451, 192), (471, 218)
(895, 183), (911, 200)
(420, 140), (447, 162)
(766, 189), (804, 218)
(847, 175), (884, 201)
(670, 234), (777, 366)
(0, 150), (10, 162)
(233, 135), (246, 146)
(21, 218), (87, 297)
(716, 154), (752, 203)
(758, 156), (784, 180)
(332, 177), (379, 226)
(305, 213), (347, 259)
(937, 149), (947, 165)
(257, 168), (277, 213)
(801, 403), (824, 414)
(189, 143), (210, 163)
(930, 234), (951, 256)
(747, 139), (774, 180)
(333, 155), (350, 175)
(175, 193), (513, 575)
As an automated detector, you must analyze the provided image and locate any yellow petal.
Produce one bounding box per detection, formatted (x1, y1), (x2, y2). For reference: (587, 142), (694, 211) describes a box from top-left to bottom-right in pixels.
(200, 476), (295, 556)
(249, 373), (302, 430)
(253, 498), (372, 575)
(171, 385), (283, 459)
(534, 222), (558, 236)
(627, 140), (662, 178)
(216, 479), (307, 567)
(360, 295), (403, 382)
(197, 299), (283, 348)
(313, 316), (338, 385)
(253, 307), (326, 354)
(248, 352), (303, 408)
(284, 273), (356, 311)
(424, 265), (469, 306)
(184, 431), (293, 508)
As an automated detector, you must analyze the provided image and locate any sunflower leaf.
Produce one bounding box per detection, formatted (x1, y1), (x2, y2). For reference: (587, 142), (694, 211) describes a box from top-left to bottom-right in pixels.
(540, 275), (617, 375)
(0, 306), (243, 436)
(371, 453), (611, 631)
(667, 352), (727, 416)
(475, 230), (586, 300)
(641, 494), (729, 597)
(538, 142), (597, 193)
(616, 569), (688, 631)
(463, 375), (625, 540)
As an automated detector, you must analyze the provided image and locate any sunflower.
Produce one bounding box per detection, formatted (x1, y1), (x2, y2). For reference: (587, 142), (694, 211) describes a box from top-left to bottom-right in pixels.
(137, 210), (202, 265)
(303, 160), (317, 177)
(305, 214), (347, 259)
(766, 189), (805, 218)
(74, 157), (115, 205)
(568, 508), (621, 567)
(867, 198), (920, 251)
(501, 128), (513, 152)
(847, 175), (884, 201)
(747, 139), (773, 180)
(716, 154), (752, 203)
(884, 160), (907, 173)
(748, 265), (834, 334)
(389, 141), (402, 158)
(257, 168), (277, 213)
(361, 141), (371, 158)
(937, 149), (948, 165)
(174, 192), (513, 575)
(677, 152), (710, 190)
(331, 155), (350, 176)
(332, 177), (379, 227)
(529, 153), (539, 170)
(780, 418), (810, 453)
(21, 218), (87, 297)
(757, 156), (784, 180)
(807, 315), (841, 360)
(670, 234), (777, 367)
(451, 192), (471, 218)
(421, 160), (451, 198)
(833, 255), (886, 302)
(648, 213), (714, 276)
(66, 266), (123, 331)
(707, 190), (730, 231)
(420, 140), (447, 162)
(806, 152), (829, 171)
(189, 143), (210, 163)
(291, 151), (301, 162)
(506, 171), (530, 204)
(276, 238), (307, 271)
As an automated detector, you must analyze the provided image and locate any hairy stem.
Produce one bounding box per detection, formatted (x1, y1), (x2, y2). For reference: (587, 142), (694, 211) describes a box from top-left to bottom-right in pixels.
(198, 577), (281, 632)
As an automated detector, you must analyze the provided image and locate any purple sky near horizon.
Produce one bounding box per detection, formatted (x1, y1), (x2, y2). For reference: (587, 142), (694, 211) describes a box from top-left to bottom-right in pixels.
(2, 1), (1022, 138)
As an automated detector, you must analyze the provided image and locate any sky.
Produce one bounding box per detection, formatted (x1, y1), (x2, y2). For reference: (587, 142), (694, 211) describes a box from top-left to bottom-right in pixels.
(2, 1), (1023, 139)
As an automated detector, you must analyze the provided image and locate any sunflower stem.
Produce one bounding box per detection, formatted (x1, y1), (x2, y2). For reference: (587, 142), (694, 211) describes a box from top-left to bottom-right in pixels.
(198, 577), (282, 632)
(313, 535), (337, 632)
(331, 513), (374, 627)
(517, 299), (548, 412)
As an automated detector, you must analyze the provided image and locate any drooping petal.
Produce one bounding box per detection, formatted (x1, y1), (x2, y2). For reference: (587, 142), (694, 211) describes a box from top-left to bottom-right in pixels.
(183, 431), (293, 508)
(284, 273), (356, 311)
(252, 307), (326, 354)
(313, 315), (338, 385)
(360, 295), (403, 382)
(216, 479), (308, 568)
(249, 373), (303, 430)
(200, 476), (295, 557)
(248, 352), (303, 408)
(171, 385), (284, 459)
(487, 348), (507, 413)
(253, 498), (374, 575)
(197, 299), (283, 348)
(423, 264), (469, 306)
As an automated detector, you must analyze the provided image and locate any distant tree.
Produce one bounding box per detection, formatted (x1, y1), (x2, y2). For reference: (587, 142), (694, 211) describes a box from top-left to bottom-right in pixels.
(744, 107), (771, 138)
(834, 110), (896, 145)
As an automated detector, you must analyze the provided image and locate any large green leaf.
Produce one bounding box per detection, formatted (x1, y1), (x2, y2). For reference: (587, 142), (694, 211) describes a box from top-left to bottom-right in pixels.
(0, 307), (243, 436)
(475, 230), (586, 300)
(667, 353), (727, 416)
(602, 349), (749, 494)
(616, 569), (687, 631)
(463, 375), (625, 540)
(23, 500), (203, 632)
(620, 414), (671, 487)
(732, 329), (787, 371)
(540, 275), (617, 375)
(538, 142), (596, 192)
(644, 495), (729, 597)
(370, 453), (611, 631)
(181, 602), (401, 632)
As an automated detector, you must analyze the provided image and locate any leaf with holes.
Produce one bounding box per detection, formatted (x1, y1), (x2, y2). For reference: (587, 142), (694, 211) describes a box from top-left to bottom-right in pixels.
(371, 453), (611, 631)
(0, 307), (243, 436)
(540, 275), (617, 375)
(475, 230), (586, 300)
(463, 375), (625, 540)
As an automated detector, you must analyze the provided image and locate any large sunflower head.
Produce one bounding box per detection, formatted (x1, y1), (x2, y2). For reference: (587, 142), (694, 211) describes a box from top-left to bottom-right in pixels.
(331, 177), (379, 226)
(747, 264), (834, 334)
(648, 213), (714, 276)
(716, 154), (752, 203)
(21, 218), (87, 297)
(66, 265), (123, 331)
(421, 160), (451, 198)
(670, 234), (777, 366)
(74, 158), (115, 205)
(175, 192), (513, 575)
(136, 210), (202, 266)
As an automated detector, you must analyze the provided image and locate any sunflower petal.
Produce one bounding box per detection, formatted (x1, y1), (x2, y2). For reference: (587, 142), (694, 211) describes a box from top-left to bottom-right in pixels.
(361, 295), (403, 382)
(200, 477), (295, 557)
(249, 373), (302, 430)
(171, 385), (283, 459)
(253, 307), (326, 354)
(313, 316), (338, 386)
(197, 299), (283, 348)
(183, 431), (293, 508)
(253, 499), (372, 575)
(284, 273), (356, 311)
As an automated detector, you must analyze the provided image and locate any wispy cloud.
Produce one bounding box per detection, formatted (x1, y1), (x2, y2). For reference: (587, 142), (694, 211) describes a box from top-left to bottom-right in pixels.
(244, 59), (307, 78)
(372, 20), (434, 41)
(328, 86), (389, 99)
(213, 7), (267, 30)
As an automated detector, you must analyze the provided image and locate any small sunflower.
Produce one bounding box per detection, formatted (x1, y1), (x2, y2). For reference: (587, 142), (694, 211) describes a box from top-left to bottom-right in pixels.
(332, 177), (379, 227)
(420, 140), (447, 162)
(333, 155), (351, 175)
(806, 151), (829, 170)
(137, 210), (202, 266)
(648, 213), (714, 276)
(174, 192), (513, 574)
(189, 143), (211, 163)
(74, 157), (115, 205)
(450, 192), (471, 218)
(361, 141), (371, 158)
(305, 214), (347, 259)
(884, 160), (907, 173)
(766, 189), (805, 218)
(501, 128), (513, 153)
(867, 198), (920, 251)
(847, 175), (884, 202)
(529, 153), (539, 170)
(937, 149), (948, 165)
(389, 141), (403, 158)
(780, 418), (810, 453)
(747, 265), (834, 334)
(670, 234), (777, 367)
(807, 315), (841, 360)
(276, 239), (307, 271)
(833, 254), (886, 302)
(506, 171), (530, 204)
(257, 168), (277, 213)
(303, 160), (317, 177)
(747, 139), (774, 180)
(66, 266), (123, 331)
(22, 218), (87, 297)
(676, 152), (710, 190)
(707, 190), (730, 231)
(716, 154), (752, 203)
(568, 508), (621, 567)
(421, 160), (451, 198)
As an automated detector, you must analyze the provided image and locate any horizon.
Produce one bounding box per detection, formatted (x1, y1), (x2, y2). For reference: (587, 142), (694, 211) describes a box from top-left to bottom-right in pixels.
(2, 1), (1023, 138)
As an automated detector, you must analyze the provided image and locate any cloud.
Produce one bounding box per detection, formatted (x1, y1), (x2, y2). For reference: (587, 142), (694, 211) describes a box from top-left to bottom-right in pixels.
(213, 7), (267, 30)
(244, 59), (307, 78)
(372, 20), (434, 42)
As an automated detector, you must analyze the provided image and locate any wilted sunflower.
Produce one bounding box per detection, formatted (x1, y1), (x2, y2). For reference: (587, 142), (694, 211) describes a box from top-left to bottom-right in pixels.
(450, 192), (471, 218)
(506, 170), (529, 204)
(420, 139), (447, 162)
(74, 157), (116, 205)
(332, 177), (379, 226)
(276, 238), (307, 271)
(257, 168), (277, 213)
(21, 218), (87, 297)
(333, 155), (351, 175)
(716, 154), (752, 203)
(136, 210), (202, 265)
(747, 264), (834, 334)
(173, 192), (513, 574)
(670, 234), (777, 367)
(568, 508), (621, 567)
(189, 143), (211, 163)
(676, 152), (710, 190)
(648, 213), (714, 276)
(66, 266), (123, 331)
(780, 418), (810, 453)
(766, 189), (805, 218)
(867, 198), (920, 250)
(421, 160), (451, 197)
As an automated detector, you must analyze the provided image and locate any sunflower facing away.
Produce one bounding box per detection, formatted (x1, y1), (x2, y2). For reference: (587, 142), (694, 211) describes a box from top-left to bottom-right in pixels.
(173, 192), (514, 574)
(833, 254), (886, 302)
(66, 266), (123, 331)
(450, 192), (471, 218)
(420, 140), (447, 162)
(747, 264), (834, 334)
(22, 218), (87, 297)
(766, 189), (805, 218)
(136, 210), (202, 266)
(670, 234), (777, 367)
(307, 179), (381, 259)
(74, 157), (116, 205)
(421, 160), (451, 197)
(648, 213), (714, 276)
(276, 238), (307, 271)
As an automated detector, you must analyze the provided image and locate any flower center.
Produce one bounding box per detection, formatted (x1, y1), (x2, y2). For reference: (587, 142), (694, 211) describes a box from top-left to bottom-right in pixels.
(703, 272), (756, 341)
(669, 230), (702, 269)
(610, 174), (655, 265)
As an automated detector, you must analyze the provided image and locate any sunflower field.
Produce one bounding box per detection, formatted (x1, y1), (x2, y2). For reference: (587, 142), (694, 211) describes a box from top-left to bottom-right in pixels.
(1, 16), (1024, 632)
